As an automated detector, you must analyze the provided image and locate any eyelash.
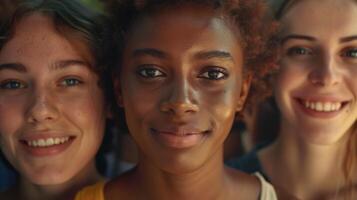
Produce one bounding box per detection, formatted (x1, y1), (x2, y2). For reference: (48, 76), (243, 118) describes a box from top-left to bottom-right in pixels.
(286, 46), (313, 56)
(341, 48), (357, 58)
(137, 65), (166, 78)
(0, 79), (27, 90)
(198, 67), (229, 80)
(58, 77), (83, 87)
(136, 65), (229, 81)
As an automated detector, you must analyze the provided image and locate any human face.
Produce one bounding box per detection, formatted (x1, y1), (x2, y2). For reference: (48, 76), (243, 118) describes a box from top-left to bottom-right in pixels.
(0, 14), (106, 185)
(116, 5), (250, 173)
(275, 0), (357, 145)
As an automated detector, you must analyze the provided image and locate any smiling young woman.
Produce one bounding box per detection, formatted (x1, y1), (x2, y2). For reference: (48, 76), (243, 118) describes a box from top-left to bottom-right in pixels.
(230, 0), (357, 199)
(0, 0), (111, 200)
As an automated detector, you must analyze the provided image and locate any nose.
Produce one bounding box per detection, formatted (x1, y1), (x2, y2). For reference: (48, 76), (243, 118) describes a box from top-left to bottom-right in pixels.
(308, 56), (341, 87)
(26, 88), (59, 123)
(160, 78), (199, 117)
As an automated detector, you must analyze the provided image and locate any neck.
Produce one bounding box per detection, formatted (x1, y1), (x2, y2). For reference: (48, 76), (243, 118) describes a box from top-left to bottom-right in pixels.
(13, 161), (101, 200)
(130, 149), (231, 200)
(262, 124), (351, 199)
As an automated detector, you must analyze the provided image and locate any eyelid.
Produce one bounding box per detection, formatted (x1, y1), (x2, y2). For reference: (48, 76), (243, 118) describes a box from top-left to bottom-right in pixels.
(58, 76), (84, 87)
(340, 47), (357, 58)
(286, 46), (313, 55)
(0, 79), (28, 89)
(198, 66), (229, 80)
(136, 64), (166, 78)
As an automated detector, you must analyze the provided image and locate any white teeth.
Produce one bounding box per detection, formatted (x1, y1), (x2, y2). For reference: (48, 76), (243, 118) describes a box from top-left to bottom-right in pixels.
(25, 137), (70, 147)
(316, 102), (323, 111)
(303, 101), (342, 112)
(54, 138), (61, 144)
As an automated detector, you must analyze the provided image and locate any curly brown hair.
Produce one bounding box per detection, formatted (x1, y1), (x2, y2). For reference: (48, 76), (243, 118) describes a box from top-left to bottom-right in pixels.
(102, 0), (278, 129)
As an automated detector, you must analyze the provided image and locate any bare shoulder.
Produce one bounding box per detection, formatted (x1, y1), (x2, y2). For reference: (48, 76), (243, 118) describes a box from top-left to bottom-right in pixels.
(273, 185), (299, 200)
(225, 167), (261, 199)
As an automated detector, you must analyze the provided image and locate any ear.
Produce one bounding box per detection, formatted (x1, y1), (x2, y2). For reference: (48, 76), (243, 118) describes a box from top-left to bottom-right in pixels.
(114, 76), (124, 108)
(236, 73), (252, 112)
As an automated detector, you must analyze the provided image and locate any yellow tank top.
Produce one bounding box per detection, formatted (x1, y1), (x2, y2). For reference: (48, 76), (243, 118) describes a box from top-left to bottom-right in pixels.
(74, 181), (105, 200)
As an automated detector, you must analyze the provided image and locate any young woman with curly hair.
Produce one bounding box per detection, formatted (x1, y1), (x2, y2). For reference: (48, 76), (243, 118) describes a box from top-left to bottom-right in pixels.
(76, 0), (281, 199)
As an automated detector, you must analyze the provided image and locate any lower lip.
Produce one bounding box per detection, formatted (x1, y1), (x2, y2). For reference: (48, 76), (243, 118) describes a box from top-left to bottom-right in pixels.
(295, 99), (346, 119)
(20, 137), (75, 157)
(151, 130), (206, 149)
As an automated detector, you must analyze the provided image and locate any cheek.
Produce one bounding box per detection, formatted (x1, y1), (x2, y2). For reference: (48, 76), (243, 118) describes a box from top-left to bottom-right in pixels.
(58, 89), (106, 137)
(275, 63), (306, 95)
(0, 97), (26, 166)
(202, 85), (239, 129)
(0, 97), (26, 141)
(121, 81), (159, 123)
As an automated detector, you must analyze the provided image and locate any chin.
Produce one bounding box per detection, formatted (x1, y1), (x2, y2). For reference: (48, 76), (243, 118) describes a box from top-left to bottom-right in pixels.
(22, 166), (75, 186)
(155, 154), (207, 175)
(298, 129), (348, 146)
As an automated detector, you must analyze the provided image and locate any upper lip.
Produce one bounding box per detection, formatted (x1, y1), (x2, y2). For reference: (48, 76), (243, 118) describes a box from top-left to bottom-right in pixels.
(19, 130), (76, 141)
(295, 95), (350, 103)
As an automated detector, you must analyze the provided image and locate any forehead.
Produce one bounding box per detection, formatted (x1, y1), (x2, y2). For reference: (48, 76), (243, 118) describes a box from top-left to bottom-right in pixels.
(0, 13), (92, 66)
(125, 5), (242, 57)
(281, 0), (357, 38)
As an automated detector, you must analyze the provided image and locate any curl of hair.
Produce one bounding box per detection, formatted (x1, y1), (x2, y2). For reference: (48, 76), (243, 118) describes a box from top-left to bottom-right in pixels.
(101, 0), (279, 131)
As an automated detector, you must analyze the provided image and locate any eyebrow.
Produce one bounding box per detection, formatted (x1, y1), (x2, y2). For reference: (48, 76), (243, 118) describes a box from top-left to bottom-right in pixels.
(51, 60), (91, 71)
(194, 50), (233, 60)
(0, 63), (27, 73)
(132, 48), (167, 59)
(280, 34), (316, 44)
(340, 35), (357, 43)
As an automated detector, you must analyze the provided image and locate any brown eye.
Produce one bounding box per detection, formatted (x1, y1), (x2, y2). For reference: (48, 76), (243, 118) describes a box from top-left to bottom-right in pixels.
(137, 66), (165, 78)
(198, 67), (228, 80)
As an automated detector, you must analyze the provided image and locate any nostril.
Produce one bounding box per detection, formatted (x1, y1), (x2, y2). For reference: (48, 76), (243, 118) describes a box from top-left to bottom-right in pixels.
(160, 102), (198, 115)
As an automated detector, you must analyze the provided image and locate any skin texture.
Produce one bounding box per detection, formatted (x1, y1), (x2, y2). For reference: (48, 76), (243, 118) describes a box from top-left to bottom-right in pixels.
(260, 0), (357, 199)
(0, 14), (106, 200)
(106, 5), (261, 200)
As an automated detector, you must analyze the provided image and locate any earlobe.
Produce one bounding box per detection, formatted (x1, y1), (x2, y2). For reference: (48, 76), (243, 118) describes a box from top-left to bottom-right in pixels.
(236, 73), (252, 112)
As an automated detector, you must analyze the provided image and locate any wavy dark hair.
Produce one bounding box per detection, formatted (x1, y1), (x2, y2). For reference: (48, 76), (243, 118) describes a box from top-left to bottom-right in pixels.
(102, 0), (279, 131)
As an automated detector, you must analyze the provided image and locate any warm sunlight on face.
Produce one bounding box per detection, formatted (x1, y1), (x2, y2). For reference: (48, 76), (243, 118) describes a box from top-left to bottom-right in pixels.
(276, 0), (357, 145)
(116, 5), (250, 173)
(0, 14), (107, 184)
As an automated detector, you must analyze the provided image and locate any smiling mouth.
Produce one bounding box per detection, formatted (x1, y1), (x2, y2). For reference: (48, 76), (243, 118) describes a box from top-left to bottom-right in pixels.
(20, 136), (75, 148)
(297, 99), (350, 112)
(150, 128), (210, 149)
